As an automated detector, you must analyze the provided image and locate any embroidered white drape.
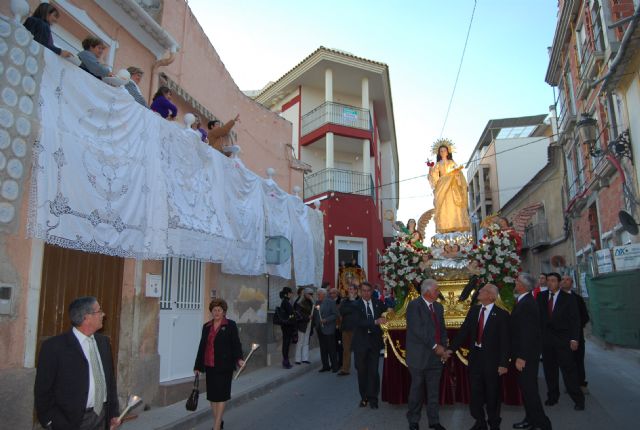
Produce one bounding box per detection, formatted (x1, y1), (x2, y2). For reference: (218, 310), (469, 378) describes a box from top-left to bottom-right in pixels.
(28, 49), (323, 283)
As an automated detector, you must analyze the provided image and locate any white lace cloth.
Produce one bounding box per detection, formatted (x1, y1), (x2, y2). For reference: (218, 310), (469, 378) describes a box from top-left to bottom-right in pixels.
(28, 49), (323, 283)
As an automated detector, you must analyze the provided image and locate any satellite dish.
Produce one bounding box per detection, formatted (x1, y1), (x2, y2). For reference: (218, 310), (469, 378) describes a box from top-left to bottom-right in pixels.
(619, 210), (639, 236)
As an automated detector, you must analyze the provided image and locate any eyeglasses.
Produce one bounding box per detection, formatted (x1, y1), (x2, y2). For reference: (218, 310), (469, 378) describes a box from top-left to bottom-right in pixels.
(89, 309), (104, 315)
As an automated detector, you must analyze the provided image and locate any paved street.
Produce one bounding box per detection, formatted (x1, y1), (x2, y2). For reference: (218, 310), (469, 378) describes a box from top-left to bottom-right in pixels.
(194, 340), (640, 430)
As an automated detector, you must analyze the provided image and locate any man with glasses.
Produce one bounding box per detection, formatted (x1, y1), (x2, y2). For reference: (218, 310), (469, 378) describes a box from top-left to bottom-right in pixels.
(35, 297), (120, 430)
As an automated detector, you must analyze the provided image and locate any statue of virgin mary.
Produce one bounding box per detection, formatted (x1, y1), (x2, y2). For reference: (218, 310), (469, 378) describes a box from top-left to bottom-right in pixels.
(428, 139), (471, 233)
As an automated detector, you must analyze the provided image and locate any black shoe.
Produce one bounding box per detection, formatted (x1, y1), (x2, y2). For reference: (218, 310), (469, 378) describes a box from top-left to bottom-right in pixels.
(359, 399), (368, 407)
(469, 423), (487, 430)
(302, 360), (311, 364)
(294, 361), (301, 365)
(430, 424), (447, 430)
(369, 400), (379, 409)
(544, 399), (557, 406)
(319, 367), (330, 372)
(409, 424), (419, 430)
(512, 420), (530, 429)
(574, 404), (585, 411)
(332, 368), (339, 373)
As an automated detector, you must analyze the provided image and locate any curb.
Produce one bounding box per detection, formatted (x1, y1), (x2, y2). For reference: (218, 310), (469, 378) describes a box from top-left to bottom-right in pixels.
(129, 348), (320, 430)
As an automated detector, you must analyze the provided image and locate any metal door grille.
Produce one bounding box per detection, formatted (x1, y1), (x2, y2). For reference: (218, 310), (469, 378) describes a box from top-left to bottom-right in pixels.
(160, 258), (203, 310)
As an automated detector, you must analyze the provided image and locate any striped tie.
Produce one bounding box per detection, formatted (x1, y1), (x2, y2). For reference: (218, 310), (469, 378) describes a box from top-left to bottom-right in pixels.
(88, 337), (107, 416)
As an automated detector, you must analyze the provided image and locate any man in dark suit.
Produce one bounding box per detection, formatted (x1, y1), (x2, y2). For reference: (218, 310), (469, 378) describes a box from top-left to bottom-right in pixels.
(312, 288), (339, 372)
(448, 284), (509, 430)
(35, 296), (120, 430)
(511, 273), (552, 430)
(406, 279), (449, 430)
(537, 272), (585, 410)
(560, 274), (590, 390)
(351, 282), (387, 408)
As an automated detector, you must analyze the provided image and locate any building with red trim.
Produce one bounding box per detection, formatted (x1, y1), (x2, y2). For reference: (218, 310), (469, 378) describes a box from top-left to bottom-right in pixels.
(256, 47), (399, 289)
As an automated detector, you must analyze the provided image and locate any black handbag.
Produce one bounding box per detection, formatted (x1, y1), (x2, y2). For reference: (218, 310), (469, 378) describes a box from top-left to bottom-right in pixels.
(185, 375), (199, 411)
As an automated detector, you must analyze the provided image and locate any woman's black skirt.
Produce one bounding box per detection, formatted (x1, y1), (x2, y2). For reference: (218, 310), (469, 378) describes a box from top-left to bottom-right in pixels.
(205, 367), (233, 402)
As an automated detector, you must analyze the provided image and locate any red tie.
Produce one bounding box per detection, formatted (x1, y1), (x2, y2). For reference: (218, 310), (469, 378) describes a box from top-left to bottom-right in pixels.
(477, 306), (486, 345)
(429, 303), (441, 344)
(548, 292), (554, 317)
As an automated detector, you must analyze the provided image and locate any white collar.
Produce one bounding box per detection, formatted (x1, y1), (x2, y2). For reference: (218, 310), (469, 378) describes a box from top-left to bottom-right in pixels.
(72, 327), (92, 344)
(479, 303), (494, 314)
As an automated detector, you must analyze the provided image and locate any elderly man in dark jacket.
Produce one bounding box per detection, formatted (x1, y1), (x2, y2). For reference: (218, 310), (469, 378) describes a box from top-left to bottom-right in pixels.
(313, 288), (339, 372)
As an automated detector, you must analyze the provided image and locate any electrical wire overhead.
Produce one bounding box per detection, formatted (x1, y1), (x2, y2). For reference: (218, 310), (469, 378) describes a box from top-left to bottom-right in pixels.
(439, 0), (478, 139)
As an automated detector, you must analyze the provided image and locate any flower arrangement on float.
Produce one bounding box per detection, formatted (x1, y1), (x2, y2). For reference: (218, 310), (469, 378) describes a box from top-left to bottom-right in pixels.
(466, 224), (521, 310)
(379, 230), (432, 311)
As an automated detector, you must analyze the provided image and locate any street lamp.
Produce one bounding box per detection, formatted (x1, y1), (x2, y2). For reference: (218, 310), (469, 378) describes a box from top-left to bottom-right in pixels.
(576, 113), (601, 157)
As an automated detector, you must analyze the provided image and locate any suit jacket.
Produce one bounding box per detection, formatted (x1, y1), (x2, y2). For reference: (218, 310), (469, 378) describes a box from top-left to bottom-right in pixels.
(537, 290), (580, 345)
(194, 319), (243, 373)
(450, 304), (510, 369)
(570, 291), (590, 331)
(351, 298), (385, 352)
(338, 298), (360, 332)
(405, 297), (448, 369)
(510, 292), (542, 363)
(312, 298), (338, 335)
(34, 330), (119, 430)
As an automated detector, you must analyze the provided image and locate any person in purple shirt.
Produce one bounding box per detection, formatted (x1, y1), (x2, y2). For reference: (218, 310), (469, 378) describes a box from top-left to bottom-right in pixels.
(23, 3), (73, 58)
(150, 87), (178, 120)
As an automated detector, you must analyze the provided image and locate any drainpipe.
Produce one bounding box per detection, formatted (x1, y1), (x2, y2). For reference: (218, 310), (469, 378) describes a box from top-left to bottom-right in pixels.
(593, 5), (640, 91)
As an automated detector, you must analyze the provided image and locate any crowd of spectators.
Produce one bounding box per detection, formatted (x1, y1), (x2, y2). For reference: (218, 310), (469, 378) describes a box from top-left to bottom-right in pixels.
(23, 2), (240, 157)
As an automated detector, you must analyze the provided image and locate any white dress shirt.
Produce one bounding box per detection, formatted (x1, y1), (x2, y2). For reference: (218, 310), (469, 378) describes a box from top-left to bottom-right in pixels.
(72, 327), (106, 408)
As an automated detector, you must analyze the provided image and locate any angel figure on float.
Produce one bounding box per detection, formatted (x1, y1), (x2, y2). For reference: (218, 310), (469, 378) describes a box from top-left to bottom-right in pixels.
(428, 139), (471, 234)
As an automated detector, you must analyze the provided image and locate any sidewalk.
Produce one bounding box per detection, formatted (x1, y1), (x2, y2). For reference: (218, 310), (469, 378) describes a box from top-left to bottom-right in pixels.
(122, 348), (320, 430)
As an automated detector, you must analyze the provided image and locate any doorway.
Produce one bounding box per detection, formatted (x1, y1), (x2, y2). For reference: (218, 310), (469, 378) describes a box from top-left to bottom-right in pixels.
(158, 258), (204, 382)
(37, 244), (124, 364)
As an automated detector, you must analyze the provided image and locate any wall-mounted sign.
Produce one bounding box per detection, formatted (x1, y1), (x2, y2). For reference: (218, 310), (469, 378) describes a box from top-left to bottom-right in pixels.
(613, 243), (640, 271)
(265, 236), (292, 265)
(595, 249), (613, 274)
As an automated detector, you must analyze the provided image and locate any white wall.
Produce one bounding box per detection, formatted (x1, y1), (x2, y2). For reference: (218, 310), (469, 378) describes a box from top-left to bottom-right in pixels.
(301, 86), (324, 115)
(495, 136), (550, 207)
(280, 103), (299, 157)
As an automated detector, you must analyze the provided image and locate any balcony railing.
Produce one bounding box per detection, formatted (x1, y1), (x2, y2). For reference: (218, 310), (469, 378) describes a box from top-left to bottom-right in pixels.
(556, 101), (576, 136)
(301, 101), (371, 136)
(524, 221), (550, 249)
(579, 29), (606, 82)
(303, 168), (374, 200)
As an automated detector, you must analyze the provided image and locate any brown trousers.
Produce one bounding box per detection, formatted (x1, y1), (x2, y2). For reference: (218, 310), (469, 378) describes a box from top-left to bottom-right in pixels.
(340, 330), (354, 373)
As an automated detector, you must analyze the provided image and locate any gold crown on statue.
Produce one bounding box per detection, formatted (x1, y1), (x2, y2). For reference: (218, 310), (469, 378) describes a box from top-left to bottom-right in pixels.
(431, 138), (456, 156)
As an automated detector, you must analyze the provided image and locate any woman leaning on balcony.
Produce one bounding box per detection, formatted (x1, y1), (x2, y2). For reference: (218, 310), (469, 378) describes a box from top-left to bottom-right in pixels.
(23, 3), (73, 58)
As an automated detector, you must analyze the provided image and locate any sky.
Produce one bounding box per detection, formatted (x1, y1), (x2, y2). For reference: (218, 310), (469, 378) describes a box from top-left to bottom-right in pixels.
(189, 0), (558, 225)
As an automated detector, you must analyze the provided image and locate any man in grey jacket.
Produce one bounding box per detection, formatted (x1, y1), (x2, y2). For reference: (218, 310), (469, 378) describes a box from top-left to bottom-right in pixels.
(313, 288), (339, 372)
(406, 279), (449, 430)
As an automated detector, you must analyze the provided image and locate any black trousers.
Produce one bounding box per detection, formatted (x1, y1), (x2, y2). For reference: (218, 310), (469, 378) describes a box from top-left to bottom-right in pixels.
(468, 349), (501, 428)
(318, 331), (338, 370)
(542, 340), (585, 406)
(574, 334), (587, 386)
(354, 342), (380, 402)
(281, 326), (294, 361)
(517, 358), (551, 430)
(335, 328), (343, 367)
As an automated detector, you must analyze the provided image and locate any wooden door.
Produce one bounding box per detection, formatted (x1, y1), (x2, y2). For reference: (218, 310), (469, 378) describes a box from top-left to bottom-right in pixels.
(37, 244), (124, 364)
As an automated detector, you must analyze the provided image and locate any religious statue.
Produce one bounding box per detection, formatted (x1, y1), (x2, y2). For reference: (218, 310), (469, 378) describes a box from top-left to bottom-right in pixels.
(428, 139), (471, 233)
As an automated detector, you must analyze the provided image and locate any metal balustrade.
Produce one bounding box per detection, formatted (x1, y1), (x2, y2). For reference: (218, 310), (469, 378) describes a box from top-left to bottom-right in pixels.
(524, 221), (550, 248)
(301, 101), (371, 136)
(303, 168), (375, 200)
